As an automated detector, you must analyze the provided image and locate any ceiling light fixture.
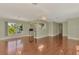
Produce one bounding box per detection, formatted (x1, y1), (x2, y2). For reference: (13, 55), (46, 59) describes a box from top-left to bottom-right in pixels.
(32, 3), (38, 5)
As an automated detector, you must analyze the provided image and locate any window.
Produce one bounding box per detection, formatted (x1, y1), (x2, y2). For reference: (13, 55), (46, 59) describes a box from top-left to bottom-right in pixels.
(7, 22), (23, 36)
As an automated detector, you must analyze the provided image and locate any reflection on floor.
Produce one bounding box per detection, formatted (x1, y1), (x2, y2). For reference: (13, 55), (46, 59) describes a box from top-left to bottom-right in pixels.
(1, 34), (79, 55)
(22, 35), (79, 55)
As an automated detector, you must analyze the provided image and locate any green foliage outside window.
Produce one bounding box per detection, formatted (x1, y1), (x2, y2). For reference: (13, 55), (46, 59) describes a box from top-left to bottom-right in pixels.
(8, 23), (23, 36)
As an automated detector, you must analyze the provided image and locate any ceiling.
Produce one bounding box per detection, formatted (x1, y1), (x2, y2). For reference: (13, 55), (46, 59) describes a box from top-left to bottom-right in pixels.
(0, 3), (79, 22)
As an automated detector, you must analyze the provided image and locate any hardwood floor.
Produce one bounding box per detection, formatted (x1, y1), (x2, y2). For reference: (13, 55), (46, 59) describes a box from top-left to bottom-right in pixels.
(0, 34), (79, 55)
(22, 35), (79, 55)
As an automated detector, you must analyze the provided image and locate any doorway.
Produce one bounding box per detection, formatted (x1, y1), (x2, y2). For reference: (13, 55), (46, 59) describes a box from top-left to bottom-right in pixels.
(59, 23), (63, 39)
(59, 23), (63, 45)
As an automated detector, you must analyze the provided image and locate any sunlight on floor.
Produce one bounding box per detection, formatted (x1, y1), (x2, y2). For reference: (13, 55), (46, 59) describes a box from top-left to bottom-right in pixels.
(38, 44), (44, 52)
(60, 49), (63, 53)
(16, 48), (22, 55)
(76, 45), (79, 55)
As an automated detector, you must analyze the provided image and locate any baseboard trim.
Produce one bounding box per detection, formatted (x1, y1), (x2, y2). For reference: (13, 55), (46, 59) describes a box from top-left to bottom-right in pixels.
(35, 34), (61, 40)
(68, 37), (79, 40)
(34, 36), (48, 40)
(49, 33), (61, 37)
(34, 35), (48, 39)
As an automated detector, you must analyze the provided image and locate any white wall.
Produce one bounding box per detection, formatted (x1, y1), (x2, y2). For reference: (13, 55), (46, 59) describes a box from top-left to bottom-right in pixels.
(0, 20), (6, 37)
(35, 20), (48, 39)
(48, 21), (61, 36)
(68, 18), (79, 40)
(0, 18), (31, 38)
(62, 18), (79, 40)
(0, 18), (62, 39)
(48, 22), (54, 36)
(63, 21), (68, 36)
